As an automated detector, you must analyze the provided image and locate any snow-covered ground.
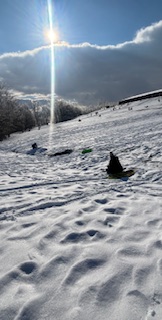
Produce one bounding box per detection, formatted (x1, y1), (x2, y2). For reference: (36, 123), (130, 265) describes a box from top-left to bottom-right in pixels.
(1, 97), (162, 320)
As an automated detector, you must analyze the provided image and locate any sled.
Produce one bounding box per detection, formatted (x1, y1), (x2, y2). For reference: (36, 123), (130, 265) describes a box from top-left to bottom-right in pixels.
(27, 147), (47, 155)
(108, 169), (135, 179)
(48, 149), (73, 157)
(82, 148), (93, 154)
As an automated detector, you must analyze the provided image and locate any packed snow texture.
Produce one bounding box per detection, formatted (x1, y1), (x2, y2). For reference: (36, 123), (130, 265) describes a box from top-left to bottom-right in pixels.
(1, 97), (162, 320)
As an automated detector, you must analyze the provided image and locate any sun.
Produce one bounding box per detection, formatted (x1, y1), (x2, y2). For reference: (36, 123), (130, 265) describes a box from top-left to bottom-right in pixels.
(44, 28), (59, 44)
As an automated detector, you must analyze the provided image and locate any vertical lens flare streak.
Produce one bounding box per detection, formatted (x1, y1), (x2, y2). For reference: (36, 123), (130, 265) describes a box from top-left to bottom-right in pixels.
(47, 0), (55, 124)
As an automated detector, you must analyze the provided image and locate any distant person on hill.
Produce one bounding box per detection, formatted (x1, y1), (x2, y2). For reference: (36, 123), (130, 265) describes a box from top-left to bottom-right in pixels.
(32, 142), (37, 149)
(106, 152), (123, 174)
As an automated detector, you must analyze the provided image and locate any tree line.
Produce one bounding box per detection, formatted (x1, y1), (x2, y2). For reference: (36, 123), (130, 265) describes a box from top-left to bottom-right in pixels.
(0, 83), (105, 142)
(0, 84), (84, 141)
(0, 84), (38, 141)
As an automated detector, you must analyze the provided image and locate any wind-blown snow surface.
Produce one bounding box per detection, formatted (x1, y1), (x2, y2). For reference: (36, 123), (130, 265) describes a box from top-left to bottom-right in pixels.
(1, 98), (162, 320)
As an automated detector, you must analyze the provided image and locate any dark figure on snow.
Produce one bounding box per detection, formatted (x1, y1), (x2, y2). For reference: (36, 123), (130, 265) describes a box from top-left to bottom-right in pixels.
(106, 152), (123, 174)
(32, 142), (37, 149)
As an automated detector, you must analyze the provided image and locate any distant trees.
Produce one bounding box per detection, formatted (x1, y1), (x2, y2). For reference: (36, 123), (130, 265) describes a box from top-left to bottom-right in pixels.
(0, 83), (35, 141)
(0, 83), (87, 142)
(54, 100), (83, 123)
(32, 101), (50, 127)
(0, 82), (104, 142)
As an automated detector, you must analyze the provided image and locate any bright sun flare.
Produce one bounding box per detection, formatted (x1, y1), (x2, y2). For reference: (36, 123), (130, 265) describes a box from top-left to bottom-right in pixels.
(45, 29), (59, 44)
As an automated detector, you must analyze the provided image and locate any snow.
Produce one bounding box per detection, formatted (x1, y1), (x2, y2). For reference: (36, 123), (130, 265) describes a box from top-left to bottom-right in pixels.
(1, 97), (162, 320)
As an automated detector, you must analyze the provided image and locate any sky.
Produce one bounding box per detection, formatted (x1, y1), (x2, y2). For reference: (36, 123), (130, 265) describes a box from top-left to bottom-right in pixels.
(0, 0), (162, 105)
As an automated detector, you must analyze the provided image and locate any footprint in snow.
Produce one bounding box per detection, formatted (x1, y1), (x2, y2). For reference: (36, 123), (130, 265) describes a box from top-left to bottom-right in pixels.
(60, 229), (105, 244)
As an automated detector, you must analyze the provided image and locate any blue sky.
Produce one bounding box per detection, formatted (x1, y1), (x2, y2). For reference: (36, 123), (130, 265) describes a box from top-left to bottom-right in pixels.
(0, 0), (162, 105)
(1, 0), (162, 52)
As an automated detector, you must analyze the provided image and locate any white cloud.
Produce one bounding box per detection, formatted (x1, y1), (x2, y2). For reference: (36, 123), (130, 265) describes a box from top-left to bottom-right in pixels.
(133, 20), (162, 43)
(1, 20), (162, 105)
(0, 45), (49, 60)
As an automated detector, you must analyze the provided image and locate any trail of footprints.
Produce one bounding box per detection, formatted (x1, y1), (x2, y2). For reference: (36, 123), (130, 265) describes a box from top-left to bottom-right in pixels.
(2, 193), (162, 319)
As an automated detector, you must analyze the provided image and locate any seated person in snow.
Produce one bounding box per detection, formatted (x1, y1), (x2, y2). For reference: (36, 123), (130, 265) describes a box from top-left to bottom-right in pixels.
(106, 152), (123, 174)
(32, 142), (37, 149)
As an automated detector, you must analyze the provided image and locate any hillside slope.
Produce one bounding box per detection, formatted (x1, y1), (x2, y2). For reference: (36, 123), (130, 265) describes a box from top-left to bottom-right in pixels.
(0, 97), (162, 320)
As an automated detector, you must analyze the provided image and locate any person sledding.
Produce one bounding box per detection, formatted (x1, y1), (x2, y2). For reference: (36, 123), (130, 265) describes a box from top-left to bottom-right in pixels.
(106, 152), (135, 179)
(32, 142), (38, 149)
(106, 152), (123, 175)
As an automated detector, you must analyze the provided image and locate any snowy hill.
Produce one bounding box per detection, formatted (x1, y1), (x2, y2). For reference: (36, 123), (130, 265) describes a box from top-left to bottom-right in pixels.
(0, 97), (162, 320)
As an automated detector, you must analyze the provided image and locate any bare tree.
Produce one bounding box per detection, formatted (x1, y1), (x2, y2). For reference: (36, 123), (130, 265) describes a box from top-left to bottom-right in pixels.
(0, 83), (35, 140)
